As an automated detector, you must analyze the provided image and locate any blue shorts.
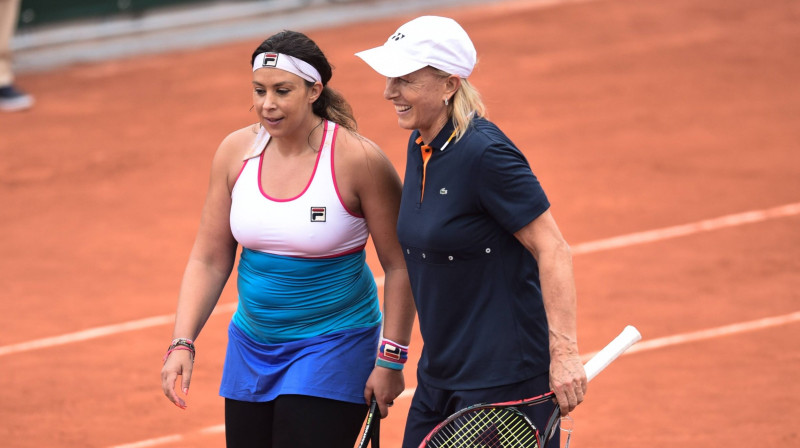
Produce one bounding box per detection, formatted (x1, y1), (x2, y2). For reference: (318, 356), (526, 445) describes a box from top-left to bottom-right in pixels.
(220, 321), (380, 404)
(402, 371), (559, 448)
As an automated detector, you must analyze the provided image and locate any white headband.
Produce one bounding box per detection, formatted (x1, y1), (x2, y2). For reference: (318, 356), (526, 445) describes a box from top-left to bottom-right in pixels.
(252, 52), (322, 83)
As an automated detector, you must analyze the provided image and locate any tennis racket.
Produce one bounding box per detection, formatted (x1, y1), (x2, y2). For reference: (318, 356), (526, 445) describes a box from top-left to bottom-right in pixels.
(356, 396), (381, 448)
(418, 325), (642, 448)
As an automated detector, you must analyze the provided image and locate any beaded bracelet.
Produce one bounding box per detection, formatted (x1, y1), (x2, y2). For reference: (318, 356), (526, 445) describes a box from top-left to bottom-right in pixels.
(163, 338), (195, 363)
(376, 338), (408, 371)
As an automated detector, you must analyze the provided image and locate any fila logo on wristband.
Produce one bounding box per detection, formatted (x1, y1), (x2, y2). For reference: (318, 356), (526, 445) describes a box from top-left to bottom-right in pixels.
(378, 339), (408, 364)
(383, 343), (403, 360)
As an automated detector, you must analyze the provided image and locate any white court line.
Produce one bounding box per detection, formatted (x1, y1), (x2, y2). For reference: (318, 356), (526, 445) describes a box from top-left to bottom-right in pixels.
(110, 435), (183, 448)
(198, 425), (226, 435)
(111, 427), (229, 448)
(571, 202), (800, 254)
(579, 310), (800, 362)
(109, 310), (800, 448)
(0, 303), (237, 357)
(1, 201), (798, 358)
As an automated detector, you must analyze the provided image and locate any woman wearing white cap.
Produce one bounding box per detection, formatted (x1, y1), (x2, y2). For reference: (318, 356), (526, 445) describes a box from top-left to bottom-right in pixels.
(357, 16), (586, 447)
(160, 30), (415, 447)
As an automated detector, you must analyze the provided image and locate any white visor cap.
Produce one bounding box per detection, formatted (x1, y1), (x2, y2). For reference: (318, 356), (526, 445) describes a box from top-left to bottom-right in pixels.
(355, 16), (476, 78)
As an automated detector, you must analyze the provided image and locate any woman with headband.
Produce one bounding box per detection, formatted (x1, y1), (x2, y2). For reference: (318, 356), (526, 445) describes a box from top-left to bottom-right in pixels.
(160, 30), (415, 447)
(356, 16), (586, 447)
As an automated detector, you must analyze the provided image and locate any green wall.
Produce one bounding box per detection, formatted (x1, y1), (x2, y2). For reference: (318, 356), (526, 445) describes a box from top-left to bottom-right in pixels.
(18, 0), (221, 29)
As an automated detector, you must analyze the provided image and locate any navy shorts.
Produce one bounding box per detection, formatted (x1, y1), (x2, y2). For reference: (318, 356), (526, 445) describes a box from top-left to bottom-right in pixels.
(402, 371), (559, 448)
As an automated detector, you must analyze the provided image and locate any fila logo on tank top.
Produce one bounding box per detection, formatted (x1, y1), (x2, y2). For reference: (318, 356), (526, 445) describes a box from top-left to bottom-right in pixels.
(230, 120), (369, 258)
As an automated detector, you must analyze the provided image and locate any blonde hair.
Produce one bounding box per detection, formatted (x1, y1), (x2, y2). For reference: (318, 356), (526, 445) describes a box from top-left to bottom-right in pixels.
(433, 68), (486, 141)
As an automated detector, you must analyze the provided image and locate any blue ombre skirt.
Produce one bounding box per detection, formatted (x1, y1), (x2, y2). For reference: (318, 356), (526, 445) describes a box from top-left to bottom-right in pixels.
(220, 321), (380, 403)
(220, 248), (382, 403)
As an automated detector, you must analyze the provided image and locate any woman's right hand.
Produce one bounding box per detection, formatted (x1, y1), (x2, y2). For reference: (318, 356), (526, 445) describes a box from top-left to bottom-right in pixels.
(160, 350), (194, 409)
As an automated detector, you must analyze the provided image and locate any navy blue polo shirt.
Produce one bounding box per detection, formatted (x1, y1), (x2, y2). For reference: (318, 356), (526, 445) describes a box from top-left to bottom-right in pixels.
(397, 117), (551, 390)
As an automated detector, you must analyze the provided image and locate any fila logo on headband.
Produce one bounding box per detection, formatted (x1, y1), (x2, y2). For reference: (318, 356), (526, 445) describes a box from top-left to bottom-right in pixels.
(310, 207), (326, 222)
(390, 32), (405, 41)
(262, 53), (279, 68)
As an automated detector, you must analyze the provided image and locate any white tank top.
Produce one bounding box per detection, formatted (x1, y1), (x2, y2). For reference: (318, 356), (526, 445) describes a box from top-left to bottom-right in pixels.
(230, 120), (369, 258)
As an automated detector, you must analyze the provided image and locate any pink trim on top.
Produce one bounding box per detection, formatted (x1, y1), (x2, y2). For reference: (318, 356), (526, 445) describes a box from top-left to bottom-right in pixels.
(257, 120), (328, 202)
(330, 123), (365, 218)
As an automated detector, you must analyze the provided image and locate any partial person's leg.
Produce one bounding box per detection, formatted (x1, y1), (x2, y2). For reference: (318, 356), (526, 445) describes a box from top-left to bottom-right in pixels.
(271, 394), (367, 448)
(225, 398), (274, 448)
(0, 0), (33, 112)
(402, 378), (451, 448)
(0, 0), (21, 86)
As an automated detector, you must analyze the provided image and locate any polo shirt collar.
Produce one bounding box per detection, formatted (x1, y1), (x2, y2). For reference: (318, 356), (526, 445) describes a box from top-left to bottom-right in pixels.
(416, 120), (457, 152)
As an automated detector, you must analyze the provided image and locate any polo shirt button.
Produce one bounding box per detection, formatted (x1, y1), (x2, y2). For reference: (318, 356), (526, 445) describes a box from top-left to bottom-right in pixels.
(406, 249), (410, 254)
(485, 248), (491, 253)
(422, 253), (427, 259)
(448, 256), (454, 261)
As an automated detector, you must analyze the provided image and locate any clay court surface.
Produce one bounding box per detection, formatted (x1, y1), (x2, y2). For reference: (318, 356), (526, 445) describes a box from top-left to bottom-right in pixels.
(1, 0), (798, 446)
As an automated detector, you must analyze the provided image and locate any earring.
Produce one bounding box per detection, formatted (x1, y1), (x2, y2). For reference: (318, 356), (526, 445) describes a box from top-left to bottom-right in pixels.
(444, 97), (449, 106)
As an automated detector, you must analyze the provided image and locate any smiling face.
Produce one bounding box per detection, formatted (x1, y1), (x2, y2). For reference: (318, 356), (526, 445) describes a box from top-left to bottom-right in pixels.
(383, 67), (459, 143)
(252, 68), (321, 138)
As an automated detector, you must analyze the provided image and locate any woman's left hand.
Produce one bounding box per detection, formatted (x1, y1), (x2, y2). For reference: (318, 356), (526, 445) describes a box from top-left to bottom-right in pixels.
(364, 366), (406, 418)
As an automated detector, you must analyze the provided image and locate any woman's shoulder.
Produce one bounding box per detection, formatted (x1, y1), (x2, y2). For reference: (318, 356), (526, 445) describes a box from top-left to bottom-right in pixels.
(212, 123), (262, 161)
(463, 118), (519, 152)
(333, 126), (389, 166)
(466, 117), (507, 141)
(331, 125), (400, 194)
(220, 124), (261, 151)
(205, 124), (262, 179)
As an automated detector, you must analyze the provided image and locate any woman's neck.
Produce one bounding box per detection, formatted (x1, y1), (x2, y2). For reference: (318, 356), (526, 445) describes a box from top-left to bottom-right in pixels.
(271, 115), (325, 156)
(419, 114), (449, 146)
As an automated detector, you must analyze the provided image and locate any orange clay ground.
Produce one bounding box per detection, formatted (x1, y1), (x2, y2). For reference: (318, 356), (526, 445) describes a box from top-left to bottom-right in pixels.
(0, 0), (798, 446)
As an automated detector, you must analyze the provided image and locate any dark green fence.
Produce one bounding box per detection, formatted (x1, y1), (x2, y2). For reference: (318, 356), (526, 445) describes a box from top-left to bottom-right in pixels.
(17, 0), (221, 29)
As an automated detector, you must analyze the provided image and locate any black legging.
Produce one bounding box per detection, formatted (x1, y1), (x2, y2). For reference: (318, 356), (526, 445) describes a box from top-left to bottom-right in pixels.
(225, 395), (368, 448)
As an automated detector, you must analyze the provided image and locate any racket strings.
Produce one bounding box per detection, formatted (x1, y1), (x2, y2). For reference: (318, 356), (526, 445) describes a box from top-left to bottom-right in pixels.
(426, 407), (540, 448)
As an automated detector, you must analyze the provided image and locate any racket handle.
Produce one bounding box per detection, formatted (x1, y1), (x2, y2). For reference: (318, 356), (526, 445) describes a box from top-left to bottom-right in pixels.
(584, 325), (642, 382)
(357, 397), (380, 448)
(372, 404), (381, 448)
